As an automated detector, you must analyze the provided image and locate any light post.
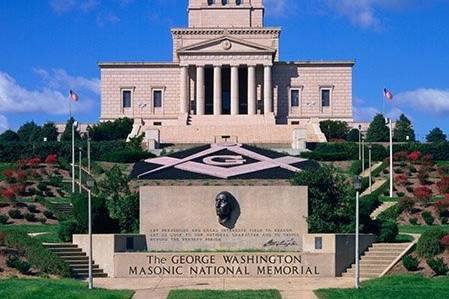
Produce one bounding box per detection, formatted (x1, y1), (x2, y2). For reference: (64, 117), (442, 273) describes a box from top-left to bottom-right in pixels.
(362, 136), (365, 174)
(86, 179), (95, 289)
(358, 125), (362, 160)
(79, 147), (82, 193)
(388, 118), (393, 198)
(71, 121), (78, 193)
(353, 175), (361, 289)
(368, 144), (372, 193)
(87, 137), (91, 174)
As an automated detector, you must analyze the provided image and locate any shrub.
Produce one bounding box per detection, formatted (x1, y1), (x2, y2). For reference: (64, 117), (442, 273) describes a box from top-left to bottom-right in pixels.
(410, 165), (418, 173)
(397, 192), (405, 197)
(320, 120), (350, 140)
(398, 197), (415, 211)
(377, 219), (399, 243)
(408, 151), (421, 162)
(87, 117), (133, 141)
(6, 255), (31, 274)
(44, 154), (58, 164)
(437, 177), (449, 194)
(4, 230), (70, 277)
(427, 258), (449, 276)
(402, 255), (419, 271)
(43, 210), (55, 219)
(58, 220), (83, 242)
(301, 143), (387, 161)
(418, 167), (430, 185)
(422, 211), (435, 225)
(1, 187), (16, 201)
(24, 212), (37, 222)
(0, 232), (5, 245)
(441, 235), (449, 247)
(414, 186), (433, 202)
(406, 186), (414, 193)
(27, 204), (38, 213)
(37, 182), (48, 191)
(48, 175), (63, 187)
(100, 149), (154, 163)
(409, 217), (419, 225)
(0, 214), (9, 224)
(395, 174), (408, 186)
(8, 209), (22, 219)
(442, 217), (449, 225)
(417, 228), (446, 258)
(39, 217), (47, 224)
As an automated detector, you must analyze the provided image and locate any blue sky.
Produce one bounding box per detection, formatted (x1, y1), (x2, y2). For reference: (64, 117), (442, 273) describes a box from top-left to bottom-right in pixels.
(0, 0), (449, 140)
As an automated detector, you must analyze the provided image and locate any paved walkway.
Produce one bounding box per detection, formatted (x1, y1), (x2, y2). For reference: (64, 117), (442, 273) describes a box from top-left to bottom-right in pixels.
(361, 162), (383, 178)
(361, 178), (387, 197)
(94, 277), (354, 299)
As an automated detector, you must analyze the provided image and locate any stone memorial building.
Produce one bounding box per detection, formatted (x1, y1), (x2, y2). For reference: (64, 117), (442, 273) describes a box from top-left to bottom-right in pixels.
(99, 0), (354, 144)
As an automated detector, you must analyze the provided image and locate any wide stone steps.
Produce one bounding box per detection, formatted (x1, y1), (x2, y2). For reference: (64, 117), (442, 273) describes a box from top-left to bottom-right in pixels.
(44, 243), (107, 279)
(342, 243), (411, 279)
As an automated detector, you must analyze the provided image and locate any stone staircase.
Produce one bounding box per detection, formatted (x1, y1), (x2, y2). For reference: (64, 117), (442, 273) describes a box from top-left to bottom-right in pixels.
(44, 243), (107, 279)
(370, 202), (397, 220)
(342, 243), (411, 279)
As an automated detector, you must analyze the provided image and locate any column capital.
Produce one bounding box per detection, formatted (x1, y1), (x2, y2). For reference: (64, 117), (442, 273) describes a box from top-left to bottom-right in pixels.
(264, 63), (273, 67)
(213, 64), (222, 68)
(230, 64), (240, 68)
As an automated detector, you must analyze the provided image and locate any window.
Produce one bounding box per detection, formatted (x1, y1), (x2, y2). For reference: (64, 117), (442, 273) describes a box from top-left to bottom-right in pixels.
(321, 89), (331, 107)
(236, 0), (242, 5)
(315, 237), (323, 250)
(207, 0), (214, 5)
(291, 89), (300, 107)
(153, 90), (162, 108)
(122, 90), (131, 108)
(221, 0), (228, 5)
(126, 237), (134, 251)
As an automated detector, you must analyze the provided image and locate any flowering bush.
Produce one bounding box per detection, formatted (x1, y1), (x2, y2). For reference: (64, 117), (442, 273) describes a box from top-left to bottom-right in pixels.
(437, 177), (449, 194)
(394, 151), (409, 161)
(422, 154), (433, 164)
(3, 169), (15, 178)
(435, 198), (449, 210)
(45, 154), (58, 164)
(414, 186), (433, 202)
(15, 170), (27, 182)
(441, 235), (449, 247)
(1, 188), (16, 200)
(27, 157), (41, 168)
(409, 151), (421, 162)
(395, 174), (409, 186)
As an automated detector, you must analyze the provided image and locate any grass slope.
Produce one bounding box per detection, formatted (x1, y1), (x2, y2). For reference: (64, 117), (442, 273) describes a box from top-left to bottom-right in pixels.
(167, 289), (282, 299)
(315, 275), (449, 299)
(0, 278), (134, 299)
(0, 224), (61, 243)
(399, 225), (449, 234)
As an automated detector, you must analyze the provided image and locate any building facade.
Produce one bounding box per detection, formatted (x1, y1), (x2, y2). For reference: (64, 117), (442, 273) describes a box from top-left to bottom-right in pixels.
(99, 0), (354, 144)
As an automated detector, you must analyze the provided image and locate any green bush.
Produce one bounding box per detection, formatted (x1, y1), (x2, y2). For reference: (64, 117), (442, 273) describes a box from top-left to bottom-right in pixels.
(427, 258), (449, 276)
(397, 192), (405, 197)
(422, 211), (435, 226)
(24, 212), (37, 222)
(442, 217), (449, 225)
(8, 209), (23, 219)
(409, 217), (419, 225)
(87, 117), (133, 141)
(377, 204), (402, 222)
(319, 120), (349, 140)
(402, 255), (419, 271)
(43, 210), (55, 219)
(58, 220), (83, 242)
(100, 149), (154, 163)
(6, 255), (31, 274)
(398, 197), (415, 211)
(349, 160), (364, 175)
(417, 228), (446, 258)
(0, 214), (9, 224)
(39, 217), (47, 224)
(48, 175), (63, 187)
(27, 204), (38, 213)
(377, 219), (399, 242)
(302, 143), (388, 162)
(37, 182), (48, 191)
(4, 230), (71, 277)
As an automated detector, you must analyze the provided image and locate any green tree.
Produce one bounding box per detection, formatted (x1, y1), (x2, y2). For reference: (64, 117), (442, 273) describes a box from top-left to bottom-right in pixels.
(97, 165), (139, 232)
(366, 114), (389, 142)
(346, 128), (360, 142)
(0, 130), (20, 142)
(291, 166), (355, 233)
(319, 120), (350, 141)
(87, 118), (133, 141)
(394, 114), (415, 142)
(60, 117), (81, 142)
(426, 128), (447, 143)
(40, 122), (59, 141)
(17, 121), (41, 142)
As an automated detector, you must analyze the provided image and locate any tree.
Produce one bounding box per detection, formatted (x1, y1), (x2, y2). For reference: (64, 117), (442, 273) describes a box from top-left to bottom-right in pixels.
(393, 114), (415, 142)
(97, 165), (139, 232)
(346, 128), (360, 142)
(40, 122), (59, 141)
(319, 120), (350, 141)
(87, 118), (133, 141)
(17, 121), (41, 142)
(0, 130), (20, 142)
(60, 117), (81, 142)
(426, 128), (447, 143)
(366, 114), (389, 142)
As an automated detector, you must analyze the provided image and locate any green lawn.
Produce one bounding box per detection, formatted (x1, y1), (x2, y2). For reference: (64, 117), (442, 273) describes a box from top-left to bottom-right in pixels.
(0, 278), (133, 299)
(315, 275), (449, 299)
(167, 290), (282, 299)
(0, 224), (61, 243)
(436, 160), (449, 167)
(399, 224), (449, 234)
(0, 163), (14, 180)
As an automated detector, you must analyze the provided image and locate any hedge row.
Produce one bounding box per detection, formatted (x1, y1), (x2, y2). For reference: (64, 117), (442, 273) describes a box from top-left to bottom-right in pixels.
(0, 141), (155, 163)
(393, 142), (449, 161)
(301, 143), (388, 161)
(4, 230), (71, 277)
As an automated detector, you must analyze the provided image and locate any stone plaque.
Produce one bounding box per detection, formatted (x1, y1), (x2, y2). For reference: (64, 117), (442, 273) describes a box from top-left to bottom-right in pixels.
(139, 186), (308, 251)
(114, 252), (334, 278)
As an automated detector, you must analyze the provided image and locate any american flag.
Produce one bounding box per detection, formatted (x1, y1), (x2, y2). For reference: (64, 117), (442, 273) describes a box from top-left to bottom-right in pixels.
(69, 90), (79, 102)
(384, 88), (394, 100)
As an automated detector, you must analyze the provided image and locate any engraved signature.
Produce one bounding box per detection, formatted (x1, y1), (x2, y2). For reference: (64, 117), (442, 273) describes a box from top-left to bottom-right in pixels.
(263, 238), (298, 248)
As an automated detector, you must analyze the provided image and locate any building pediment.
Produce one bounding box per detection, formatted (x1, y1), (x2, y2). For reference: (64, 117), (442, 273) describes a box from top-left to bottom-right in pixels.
(177, 36), (276, 55)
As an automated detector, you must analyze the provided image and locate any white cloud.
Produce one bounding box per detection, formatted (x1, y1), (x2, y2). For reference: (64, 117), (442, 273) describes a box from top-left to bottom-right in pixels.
(0, 70), (95, 115)
(0, 114), (8, 133)
(265, 0), (289, 17)
(324, 0), (382, 30)
(353, 97), (404, 121)
(34, 68), (100, 95)
(396, 88), (449, 116)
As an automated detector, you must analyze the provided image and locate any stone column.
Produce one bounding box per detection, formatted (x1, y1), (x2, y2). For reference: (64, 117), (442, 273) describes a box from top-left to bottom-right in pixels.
(230, 65), (239, 116)
(264, 65), (273, 115)
(213, 65), (222, 115)
(180, 66), (189, 114)
(196, 65), (205, 115)
(247, 65), (257, 115)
